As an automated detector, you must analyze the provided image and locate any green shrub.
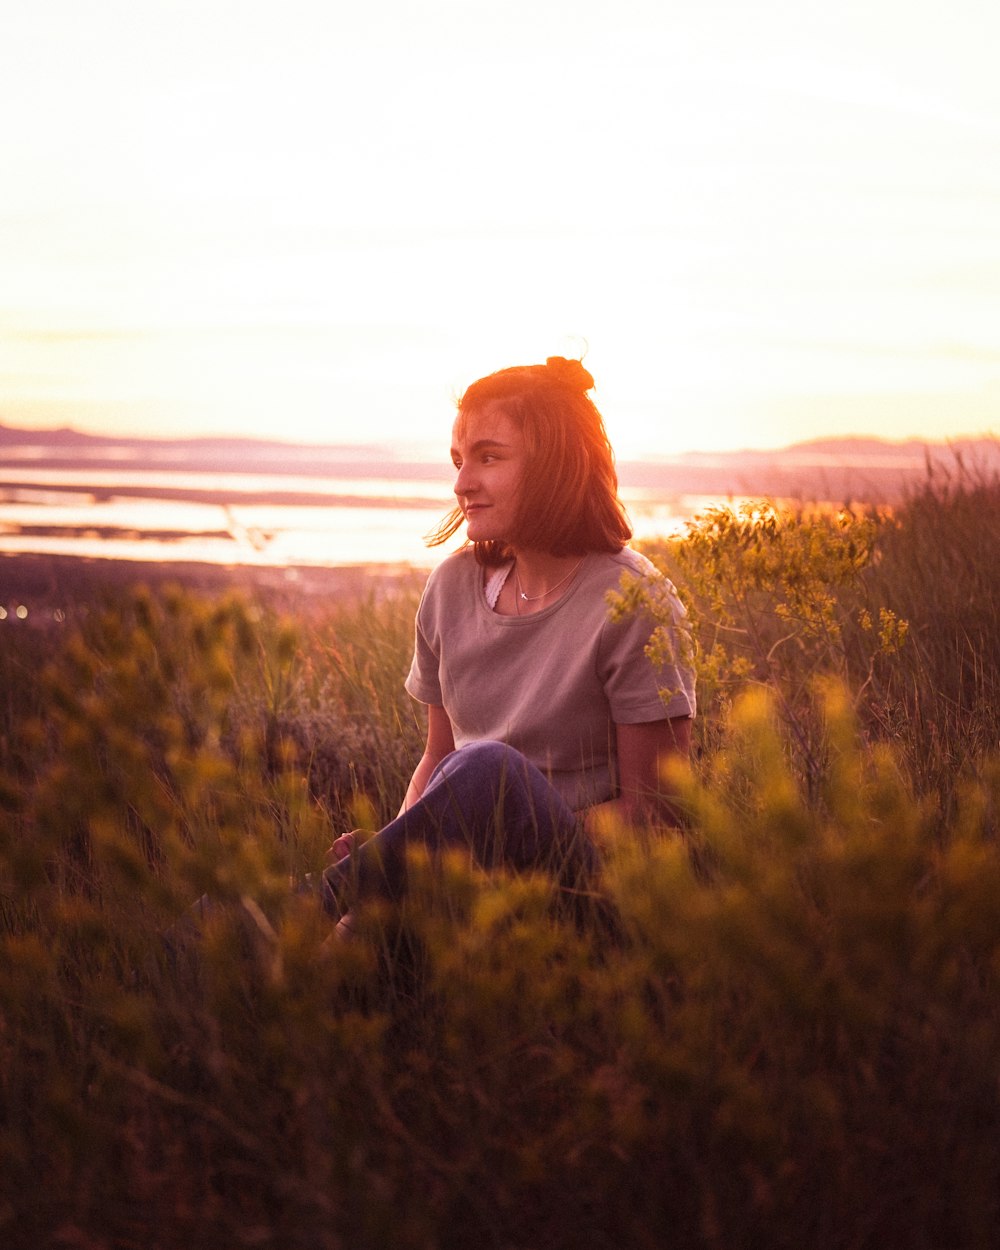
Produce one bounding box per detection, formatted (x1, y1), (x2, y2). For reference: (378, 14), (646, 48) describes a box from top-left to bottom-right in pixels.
(635, 477), (1000, 819)
(1, 477), (998, 1249)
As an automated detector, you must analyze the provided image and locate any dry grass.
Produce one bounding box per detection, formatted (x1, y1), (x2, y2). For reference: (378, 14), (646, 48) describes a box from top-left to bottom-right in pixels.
(1, 476), (999, 1249)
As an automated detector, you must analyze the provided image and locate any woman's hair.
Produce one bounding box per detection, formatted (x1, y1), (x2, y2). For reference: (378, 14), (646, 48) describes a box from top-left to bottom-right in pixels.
(427, 356), (632, 565)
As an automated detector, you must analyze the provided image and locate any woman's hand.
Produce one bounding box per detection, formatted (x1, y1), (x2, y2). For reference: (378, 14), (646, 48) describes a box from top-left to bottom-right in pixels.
(325, 830), (361, 866)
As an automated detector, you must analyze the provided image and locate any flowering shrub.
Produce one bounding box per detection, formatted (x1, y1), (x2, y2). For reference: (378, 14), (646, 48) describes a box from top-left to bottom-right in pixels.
(1, 477), (998, 1248)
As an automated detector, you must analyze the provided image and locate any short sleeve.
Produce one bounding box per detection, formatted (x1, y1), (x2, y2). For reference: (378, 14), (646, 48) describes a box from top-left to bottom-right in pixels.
(404, 587), (444, 706)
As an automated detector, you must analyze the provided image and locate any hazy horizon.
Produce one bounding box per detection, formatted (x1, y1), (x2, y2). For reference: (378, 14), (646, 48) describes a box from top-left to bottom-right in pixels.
(2, 416), (996, 467)
(2, 1), (998, 459)
(3, 419), (996, 573)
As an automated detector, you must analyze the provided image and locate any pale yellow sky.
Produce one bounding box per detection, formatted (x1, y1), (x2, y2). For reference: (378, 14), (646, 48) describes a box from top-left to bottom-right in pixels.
(1, 0), (998, 457)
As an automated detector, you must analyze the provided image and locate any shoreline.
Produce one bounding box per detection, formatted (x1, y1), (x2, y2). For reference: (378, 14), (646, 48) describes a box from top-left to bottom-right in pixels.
(0, 551), (431, 611)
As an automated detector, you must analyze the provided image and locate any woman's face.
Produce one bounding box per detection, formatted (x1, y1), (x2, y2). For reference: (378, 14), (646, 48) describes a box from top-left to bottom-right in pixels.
(451, 404), (527, 546)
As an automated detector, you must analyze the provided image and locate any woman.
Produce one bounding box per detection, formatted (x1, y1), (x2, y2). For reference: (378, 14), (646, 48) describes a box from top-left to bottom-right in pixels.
(323, 356), (695, 930)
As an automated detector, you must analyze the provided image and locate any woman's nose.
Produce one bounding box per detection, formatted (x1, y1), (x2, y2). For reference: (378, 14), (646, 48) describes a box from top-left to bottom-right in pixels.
(454, 461), (476, 496)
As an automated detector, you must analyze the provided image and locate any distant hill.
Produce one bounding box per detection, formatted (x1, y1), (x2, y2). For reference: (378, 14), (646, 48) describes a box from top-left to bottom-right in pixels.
(678, 435), (998, 467)
(1, 421), (996, 503)
(645, 436), (999, 501)
(0, 422), (422, 480)
(0, 421), (390, 462)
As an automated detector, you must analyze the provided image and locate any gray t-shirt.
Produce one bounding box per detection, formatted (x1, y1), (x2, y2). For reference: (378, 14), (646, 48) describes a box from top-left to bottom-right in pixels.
(404, 547), (696, 810)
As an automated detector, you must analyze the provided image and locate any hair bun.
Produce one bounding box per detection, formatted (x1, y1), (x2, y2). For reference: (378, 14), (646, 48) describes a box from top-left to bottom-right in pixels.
(545, 356), (594, 392)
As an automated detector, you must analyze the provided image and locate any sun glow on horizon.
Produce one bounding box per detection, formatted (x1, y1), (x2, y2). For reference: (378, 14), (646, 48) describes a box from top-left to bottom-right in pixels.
(1, 0), (998, 457)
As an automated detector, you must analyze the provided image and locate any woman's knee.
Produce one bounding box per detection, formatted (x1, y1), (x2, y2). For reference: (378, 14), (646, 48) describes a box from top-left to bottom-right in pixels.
(431, 739), (515, 786)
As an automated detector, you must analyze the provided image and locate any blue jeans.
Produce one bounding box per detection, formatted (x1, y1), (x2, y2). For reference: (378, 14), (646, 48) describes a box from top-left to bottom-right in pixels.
(321, 740), (598, 916)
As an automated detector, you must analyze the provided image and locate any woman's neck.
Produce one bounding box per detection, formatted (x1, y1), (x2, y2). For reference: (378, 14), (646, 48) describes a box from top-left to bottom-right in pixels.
(497, 548), (587, 616)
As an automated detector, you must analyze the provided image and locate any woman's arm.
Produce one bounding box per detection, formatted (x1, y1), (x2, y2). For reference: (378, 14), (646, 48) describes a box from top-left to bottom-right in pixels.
(584, 715), (691, 835)
(399, 703), (456, 813)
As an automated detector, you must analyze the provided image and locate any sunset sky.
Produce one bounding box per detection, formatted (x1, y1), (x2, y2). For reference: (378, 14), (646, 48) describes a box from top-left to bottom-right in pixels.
(1, 0), (998, 458)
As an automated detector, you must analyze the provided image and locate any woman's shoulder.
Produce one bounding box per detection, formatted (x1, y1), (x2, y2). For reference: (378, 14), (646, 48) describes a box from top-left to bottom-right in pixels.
(586, 546), (687, 622)
(419, 548), (480, 603)
(425, 547), (476, 580)
(588, 546), (667, 588)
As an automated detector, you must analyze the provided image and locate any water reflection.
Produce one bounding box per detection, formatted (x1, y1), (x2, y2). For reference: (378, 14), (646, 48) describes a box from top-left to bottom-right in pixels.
(1, 467), (750, 570)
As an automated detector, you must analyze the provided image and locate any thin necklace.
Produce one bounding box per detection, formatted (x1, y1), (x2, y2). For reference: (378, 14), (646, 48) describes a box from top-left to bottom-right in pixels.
(514, 557), (585, 608)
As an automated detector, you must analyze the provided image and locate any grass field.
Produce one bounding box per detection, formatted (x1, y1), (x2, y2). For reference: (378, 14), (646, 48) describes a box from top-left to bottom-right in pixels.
(1, 472), (999, 1249)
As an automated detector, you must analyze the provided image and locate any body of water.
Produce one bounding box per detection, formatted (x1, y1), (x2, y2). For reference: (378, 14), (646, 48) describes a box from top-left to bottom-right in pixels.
(0, 466), (737, 570)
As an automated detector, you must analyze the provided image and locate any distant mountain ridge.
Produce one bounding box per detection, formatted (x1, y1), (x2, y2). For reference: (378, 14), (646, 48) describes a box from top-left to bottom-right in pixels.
(1, 421), (996, 503)
(675, 434), (998, 464)
(644, 435), (999, 500)
(0, 421), (388, 459)
(1, 419), (994, 462)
